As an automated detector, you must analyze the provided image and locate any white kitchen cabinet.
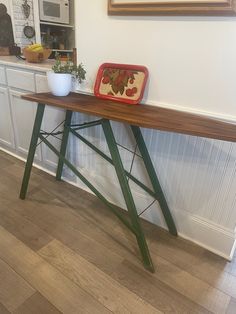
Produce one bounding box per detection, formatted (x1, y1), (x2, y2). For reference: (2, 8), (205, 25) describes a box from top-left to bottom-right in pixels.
(0, 58), (67, 173)
(35, 74), (49, 93)
(6, 68), (35, 92)
(0, 86), (15, 149)
(35, 0), (75, 56)
(9, 89), (41, 161)
(5, 66), (40, 159)
(0, 66), (6, 85)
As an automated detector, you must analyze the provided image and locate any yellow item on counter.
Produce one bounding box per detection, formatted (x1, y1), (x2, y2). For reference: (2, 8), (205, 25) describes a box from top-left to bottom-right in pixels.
(26, 43), (43, 52)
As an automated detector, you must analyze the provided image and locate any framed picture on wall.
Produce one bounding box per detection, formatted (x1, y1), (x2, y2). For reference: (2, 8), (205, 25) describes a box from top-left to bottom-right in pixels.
(108, 0), (236, 16)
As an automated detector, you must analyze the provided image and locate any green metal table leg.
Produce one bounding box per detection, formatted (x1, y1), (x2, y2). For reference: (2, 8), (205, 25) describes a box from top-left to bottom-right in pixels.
(131, 125), (177, 236)
(102, 119), (154, 272)
(56, 110), (73, 180)
(20, 103), (45, 200)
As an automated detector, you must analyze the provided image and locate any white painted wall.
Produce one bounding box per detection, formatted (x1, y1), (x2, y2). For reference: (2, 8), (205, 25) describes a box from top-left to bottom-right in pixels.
(1, 0), (11, 13)
(76, 1), (236, 121)
(73, 0), (236, 258)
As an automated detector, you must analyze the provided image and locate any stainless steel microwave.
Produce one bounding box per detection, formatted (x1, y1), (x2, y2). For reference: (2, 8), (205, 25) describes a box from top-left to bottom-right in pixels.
(39, 0), (70, 24)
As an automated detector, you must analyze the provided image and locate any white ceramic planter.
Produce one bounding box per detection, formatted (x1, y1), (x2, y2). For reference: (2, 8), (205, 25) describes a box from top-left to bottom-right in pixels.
(47, 71), (72, 96)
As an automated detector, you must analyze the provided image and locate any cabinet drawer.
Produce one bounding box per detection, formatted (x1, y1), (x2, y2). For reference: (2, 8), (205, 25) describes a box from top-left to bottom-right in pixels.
(0, 66), (6, 85)
(35, 74), (49, 93)
(6, 68), (35, 92)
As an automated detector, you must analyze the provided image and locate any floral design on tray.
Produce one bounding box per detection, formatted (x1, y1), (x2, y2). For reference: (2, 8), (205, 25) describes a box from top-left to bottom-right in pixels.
(94, 63), (148, 105)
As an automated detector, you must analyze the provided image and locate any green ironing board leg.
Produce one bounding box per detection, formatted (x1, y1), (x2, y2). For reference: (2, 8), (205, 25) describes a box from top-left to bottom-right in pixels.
(20, 103), (45, 200)
(56, 110), (73, 180)
(131, 125), (177, 236)
(102, 119), (154, 272)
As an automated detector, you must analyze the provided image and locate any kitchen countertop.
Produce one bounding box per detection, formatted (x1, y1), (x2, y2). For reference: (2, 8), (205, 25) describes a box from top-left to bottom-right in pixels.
(0, 56), (54, 72)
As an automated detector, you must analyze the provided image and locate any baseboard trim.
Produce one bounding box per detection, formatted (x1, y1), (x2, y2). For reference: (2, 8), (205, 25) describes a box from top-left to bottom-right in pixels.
(175, 212), (236, 261)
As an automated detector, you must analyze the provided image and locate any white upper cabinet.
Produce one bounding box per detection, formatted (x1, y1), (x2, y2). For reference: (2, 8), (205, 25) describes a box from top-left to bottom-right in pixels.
(34, 0), (75, 54)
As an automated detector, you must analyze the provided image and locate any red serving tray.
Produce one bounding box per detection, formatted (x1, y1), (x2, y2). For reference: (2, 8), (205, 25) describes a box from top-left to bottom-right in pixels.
(94, 63), (148, 105)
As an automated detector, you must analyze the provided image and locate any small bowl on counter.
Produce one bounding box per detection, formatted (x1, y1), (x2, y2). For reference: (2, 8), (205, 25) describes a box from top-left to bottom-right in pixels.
(23, 46), (52, 63)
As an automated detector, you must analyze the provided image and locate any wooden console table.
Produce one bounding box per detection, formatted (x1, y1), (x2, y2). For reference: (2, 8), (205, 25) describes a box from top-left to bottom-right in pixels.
(20, 92), (236, 273)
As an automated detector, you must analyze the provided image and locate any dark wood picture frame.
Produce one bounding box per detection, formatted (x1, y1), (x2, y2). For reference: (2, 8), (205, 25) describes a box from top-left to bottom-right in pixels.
(108, 0), (236, 16)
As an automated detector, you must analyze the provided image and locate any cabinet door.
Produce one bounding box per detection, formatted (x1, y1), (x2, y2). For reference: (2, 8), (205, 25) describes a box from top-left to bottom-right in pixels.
(0, 66), (6, 85)
(36, 74), (65, 171)
(0, 86), (15, 149)
(7, 68), (35, 92)
(9, 89), (41, 161)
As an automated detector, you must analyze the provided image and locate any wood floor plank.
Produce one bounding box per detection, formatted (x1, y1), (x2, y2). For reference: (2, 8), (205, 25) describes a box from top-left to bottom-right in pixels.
(39, 239), (210, 314)
(1, 162), (24, 178)
(150, 253), (230, 314)
(39, 239), (162, 314)
(11, 189), (230, 313)
(12, 199), (125, 275)
(13, 292), (62, 314)
(0, 302), (10, 314)
(0, 152), (235, 314)
(105, 221), (230, 313)
(109, 224), (231, 313)
(0, 152), (14, 169)
(15, 185), (150, 266)
(0, 151), (21, 164)
(83, 210), (231, 314)
(110, 258), (211, 314)
(147, 231), (236, 300)
(0, 206), (53, 251)
(226, 297), (236, 314)
(0, 190), (12, 208)
(26, 193), (140, 259)
(0, 257), (35, 312)
(0, 226), (112, 314)
(75, 208), (230, 314)
(69, 194), (236, 306)
(0, 166), (38, 202)
(35, 194), (230, 313)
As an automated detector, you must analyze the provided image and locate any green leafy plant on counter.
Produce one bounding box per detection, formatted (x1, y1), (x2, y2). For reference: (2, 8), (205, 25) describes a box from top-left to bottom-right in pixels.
(52, 52), (86, 83)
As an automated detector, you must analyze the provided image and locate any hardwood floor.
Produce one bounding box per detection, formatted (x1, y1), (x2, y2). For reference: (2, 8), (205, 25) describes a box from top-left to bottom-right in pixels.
(0, 149), (235, 313)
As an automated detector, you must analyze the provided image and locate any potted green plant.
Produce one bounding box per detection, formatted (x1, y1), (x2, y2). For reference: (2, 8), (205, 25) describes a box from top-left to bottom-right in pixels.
(47, 53), (86, 96)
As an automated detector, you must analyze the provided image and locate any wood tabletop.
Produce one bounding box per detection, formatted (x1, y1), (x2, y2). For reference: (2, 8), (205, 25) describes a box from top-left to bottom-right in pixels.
(22, 92), (236, 143)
